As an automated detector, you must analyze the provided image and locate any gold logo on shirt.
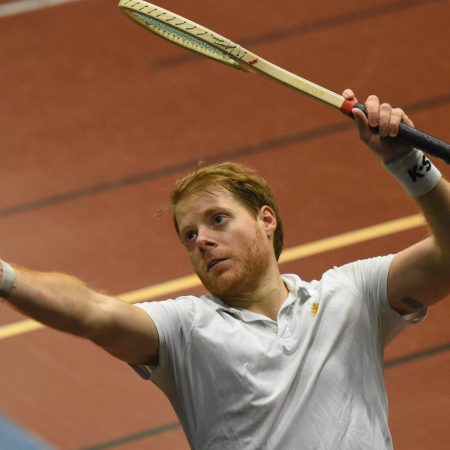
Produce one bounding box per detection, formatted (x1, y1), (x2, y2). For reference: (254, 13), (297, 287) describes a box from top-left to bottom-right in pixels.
(311, 302), (319, 316)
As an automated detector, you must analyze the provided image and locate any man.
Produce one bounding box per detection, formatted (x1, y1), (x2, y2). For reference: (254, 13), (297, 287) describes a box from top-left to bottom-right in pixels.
(1, 90), (449, 449)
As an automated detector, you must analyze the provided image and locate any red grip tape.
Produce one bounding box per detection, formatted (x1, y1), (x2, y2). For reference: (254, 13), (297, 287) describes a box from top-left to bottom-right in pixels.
(340, 99), (357, 116)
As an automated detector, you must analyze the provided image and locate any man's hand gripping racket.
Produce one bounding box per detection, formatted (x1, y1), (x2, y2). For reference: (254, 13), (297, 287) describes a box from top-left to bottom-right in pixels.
(118, 0), (450, 164)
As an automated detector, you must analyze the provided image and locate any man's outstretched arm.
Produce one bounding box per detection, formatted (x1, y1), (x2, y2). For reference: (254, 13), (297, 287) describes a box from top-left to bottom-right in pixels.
(0, 265), (159, 364)
(346, 89), (450, 315)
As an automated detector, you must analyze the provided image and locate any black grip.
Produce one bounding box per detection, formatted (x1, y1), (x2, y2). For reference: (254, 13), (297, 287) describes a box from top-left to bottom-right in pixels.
(352, 102), (450, 164)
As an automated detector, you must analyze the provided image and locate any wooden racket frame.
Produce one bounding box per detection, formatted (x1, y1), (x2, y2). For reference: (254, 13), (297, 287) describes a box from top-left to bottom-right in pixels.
(118, 0), (348, 111)
(118, 0), (450, 162)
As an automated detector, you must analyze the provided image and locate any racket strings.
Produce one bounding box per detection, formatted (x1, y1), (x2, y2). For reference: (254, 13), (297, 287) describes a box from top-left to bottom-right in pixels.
(129, 11), (242, 68)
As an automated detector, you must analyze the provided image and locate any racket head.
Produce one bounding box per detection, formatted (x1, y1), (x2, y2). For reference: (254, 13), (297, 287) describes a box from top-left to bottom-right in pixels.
(117, 0), (345, 110)
(118, 0), (259, 72)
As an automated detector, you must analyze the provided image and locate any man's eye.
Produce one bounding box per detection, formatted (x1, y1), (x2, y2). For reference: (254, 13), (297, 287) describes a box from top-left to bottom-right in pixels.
(214, 215), (225, 224)
(186, 231), (197, 241)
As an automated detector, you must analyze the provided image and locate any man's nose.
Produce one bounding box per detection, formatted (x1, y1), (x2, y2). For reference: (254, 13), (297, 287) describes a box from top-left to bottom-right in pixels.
(197, 229), (217, 252)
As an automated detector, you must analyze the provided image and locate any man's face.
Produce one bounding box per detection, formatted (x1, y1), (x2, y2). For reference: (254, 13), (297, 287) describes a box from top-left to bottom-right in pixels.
(175, 188), (276, 301)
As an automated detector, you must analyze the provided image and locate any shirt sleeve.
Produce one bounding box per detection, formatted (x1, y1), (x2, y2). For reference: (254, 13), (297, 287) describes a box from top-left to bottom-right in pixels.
(130, 296), (196, 394)
(340, 254), (426, 346)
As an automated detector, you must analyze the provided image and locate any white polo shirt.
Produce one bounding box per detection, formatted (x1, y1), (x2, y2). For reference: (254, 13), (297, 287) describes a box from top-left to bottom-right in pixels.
(133, 255), (422, 449)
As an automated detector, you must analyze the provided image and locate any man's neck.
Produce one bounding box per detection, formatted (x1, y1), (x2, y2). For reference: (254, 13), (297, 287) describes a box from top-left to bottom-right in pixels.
(222, 270), (289, 321)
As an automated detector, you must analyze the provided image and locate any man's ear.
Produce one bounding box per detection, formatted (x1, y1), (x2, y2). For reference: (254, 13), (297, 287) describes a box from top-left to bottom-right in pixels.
(258, 205), (277, 237)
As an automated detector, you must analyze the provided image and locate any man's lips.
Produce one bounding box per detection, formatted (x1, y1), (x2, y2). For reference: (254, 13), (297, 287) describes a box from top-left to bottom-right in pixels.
(206, 258), (228, 272)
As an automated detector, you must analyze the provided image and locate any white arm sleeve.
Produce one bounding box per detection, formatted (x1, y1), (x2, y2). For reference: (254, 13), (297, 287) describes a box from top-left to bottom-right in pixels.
(131, 296), (197, 394)
(340, 254), (426, 346)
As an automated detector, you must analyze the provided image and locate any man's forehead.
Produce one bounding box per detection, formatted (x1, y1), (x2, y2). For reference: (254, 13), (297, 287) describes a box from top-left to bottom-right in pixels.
(176, 188), (233, 215)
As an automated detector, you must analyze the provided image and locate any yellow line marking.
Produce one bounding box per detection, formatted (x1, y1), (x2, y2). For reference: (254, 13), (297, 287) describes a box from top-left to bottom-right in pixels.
(118, 273), (201, 304)
(0, 213), (425, 341)
(0, 319), (44, 339)
(279, 214), (425, 263)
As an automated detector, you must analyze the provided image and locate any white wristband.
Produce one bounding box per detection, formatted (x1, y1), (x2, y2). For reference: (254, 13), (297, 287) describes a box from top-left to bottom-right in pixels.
(384, 149), (442, 197)
(0, 260), (16, 298)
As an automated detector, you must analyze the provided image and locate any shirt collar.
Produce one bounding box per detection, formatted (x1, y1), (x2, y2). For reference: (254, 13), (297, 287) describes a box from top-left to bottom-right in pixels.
(201, 274), (312, 322)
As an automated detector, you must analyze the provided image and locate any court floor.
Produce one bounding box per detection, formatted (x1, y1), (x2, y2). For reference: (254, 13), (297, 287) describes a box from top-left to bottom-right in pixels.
(0, 0), (449, 448)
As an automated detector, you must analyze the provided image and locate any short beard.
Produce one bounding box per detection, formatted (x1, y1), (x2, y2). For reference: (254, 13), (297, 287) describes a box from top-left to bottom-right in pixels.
(200, 226), (272, 302)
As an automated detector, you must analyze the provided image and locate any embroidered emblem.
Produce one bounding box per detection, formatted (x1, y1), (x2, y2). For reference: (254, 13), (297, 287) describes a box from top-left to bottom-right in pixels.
(311, 302), (319, 316)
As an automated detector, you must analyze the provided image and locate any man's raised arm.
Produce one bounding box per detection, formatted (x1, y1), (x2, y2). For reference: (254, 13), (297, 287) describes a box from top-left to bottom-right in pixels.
(0, 264), (159, 365)
(346, 89), (450, 315)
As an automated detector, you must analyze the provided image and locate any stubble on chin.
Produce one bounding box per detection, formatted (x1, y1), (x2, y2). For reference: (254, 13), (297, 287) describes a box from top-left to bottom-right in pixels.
(202, 228), (271, 301)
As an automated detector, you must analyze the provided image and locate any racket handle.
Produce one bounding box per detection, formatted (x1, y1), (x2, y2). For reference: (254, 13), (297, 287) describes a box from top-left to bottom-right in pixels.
(344, 101), (450, 164)
(396, 122), (450, 164)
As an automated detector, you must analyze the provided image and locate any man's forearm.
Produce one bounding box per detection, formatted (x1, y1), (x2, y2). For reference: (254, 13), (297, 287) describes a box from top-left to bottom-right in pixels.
(1, 263), (160, 364)
(1, 264), (105, 337)
(415, 178), (450, 256)
(383, 149), (449, 250)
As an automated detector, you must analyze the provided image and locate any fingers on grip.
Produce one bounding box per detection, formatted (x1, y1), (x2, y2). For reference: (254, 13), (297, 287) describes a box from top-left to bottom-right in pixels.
(388, 108), (405, 137)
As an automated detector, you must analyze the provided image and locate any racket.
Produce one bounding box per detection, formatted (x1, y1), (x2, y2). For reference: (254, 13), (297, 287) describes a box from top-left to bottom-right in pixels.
(118, 0), (450, 164)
